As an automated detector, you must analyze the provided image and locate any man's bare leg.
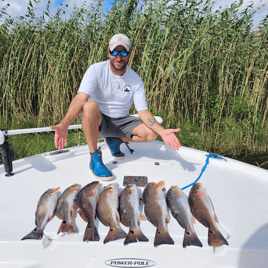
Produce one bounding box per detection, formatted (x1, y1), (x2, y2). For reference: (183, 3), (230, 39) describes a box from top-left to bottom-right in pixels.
(82, 100), (102, 153)
(121, 123), (158, 143)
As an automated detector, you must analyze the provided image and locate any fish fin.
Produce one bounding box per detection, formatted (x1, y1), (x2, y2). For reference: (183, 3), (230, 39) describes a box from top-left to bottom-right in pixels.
(183, 230), (202, 248)
(21, 227), (43, 240)
(191, 215), (196, 224)
(104, 226), (127, 244)
(116, 210), (120, 222)
(47, 214), (53, 222)
(70, 209), (74, 218)
(57, 220), (76, 235)
(154, 181), (165, 190)
(52, 187), (60, 194)
(138, 212), (146, 221)
(208, 228), (229, 246)
(51, 187), (60, 194)
(154, 228), (174, 247)
(129, 189), (134, 195)
(83, 223), (100, 242)
(166, 214), (170, 223)
(124, 228), (148, 246)
(77, 208), (87, 222)
(214, 213), (219, 223)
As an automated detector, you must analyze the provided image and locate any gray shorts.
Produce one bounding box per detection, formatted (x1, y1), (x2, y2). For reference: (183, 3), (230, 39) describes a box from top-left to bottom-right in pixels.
(99, 114), (143, 138)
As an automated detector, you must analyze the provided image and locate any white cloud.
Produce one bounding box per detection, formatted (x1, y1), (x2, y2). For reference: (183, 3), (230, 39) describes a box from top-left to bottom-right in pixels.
(1, 0), (94, 23)
(2, 0), (268, 27)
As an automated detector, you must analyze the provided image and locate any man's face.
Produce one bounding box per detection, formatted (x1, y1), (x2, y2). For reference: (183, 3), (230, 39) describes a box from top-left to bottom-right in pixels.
(108, 45), (131, 72)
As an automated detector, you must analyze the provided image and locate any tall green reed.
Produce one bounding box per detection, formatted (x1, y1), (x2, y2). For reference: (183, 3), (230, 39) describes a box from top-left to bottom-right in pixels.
(0, 0), (267, 159)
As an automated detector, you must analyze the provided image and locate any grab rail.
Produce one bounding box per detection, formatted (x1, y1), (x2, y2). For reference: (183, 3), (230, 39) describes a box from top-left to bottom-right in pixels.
(0, 125), (82, 177)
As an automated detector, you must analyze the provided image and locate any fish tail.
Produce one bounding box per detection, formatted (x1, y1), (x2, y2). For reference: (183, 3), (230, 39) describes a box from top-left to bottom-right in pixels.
(57, 220), (76, 235)
(124, 228), (148, 246)
(104, 226), (127, 244)
(183, 230), (203, 248)
(83, 223), (100, 242)
(154, 227), (174, 247)
(21, 227), (43, 240)
(208, 228), (229, 246)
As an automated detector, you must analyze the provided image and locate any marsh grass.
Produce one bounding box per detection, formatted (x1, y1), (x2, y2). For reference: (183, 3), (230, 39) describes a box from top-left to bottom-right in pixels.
(0, 0), (268, 164)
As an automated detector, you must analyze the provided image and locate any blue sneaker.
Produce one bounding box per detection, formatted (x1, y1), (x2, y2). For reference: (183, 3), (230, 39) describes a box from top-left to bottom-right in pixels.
(90, 148), (113, 181)
(105, 137), (125, 158)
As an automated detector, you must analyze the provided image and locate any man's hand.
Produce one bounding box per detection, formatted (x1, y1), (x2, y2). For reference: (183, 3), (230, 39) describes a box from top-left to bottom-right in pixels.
(50, 124), (68, 150)
(160, 129), (181, 150)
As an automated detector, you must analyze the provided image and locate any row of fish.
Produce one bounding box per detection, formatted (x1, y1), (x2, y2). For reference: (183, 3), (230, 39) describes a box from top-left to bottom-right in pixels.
(21, 181), (229, 248)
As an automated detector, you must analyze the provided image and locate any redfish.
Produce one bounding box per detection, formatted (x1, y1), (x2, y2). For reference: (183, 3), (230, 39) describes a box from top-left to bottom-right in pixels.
(56, 184), (81, 235)
(143, 181), (174, 247)
(75, 181), (102, 242)
(166, 185), (202, 248)
(22, 187), (60, 240)
(188, 183), (228, 246)
(119, 184), (148, 245)
(97, 183), (127, 243)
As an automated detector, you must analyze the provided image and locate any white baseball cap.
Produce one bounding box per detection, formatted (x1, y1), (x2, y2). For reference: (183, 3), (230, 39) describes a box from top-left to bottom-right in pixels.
(109, 34), (131, 52)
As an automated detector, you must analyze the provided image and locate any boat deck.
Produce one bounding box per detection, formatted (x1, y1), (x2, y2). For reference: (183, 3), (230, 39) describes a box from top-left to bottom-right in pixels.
(0, 141), (268, 268)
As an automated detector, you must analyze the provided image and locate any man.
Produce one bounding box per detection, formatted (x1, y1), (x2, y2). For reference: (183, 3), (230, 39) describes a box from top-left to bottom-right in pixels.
(50, 34), (181, 180)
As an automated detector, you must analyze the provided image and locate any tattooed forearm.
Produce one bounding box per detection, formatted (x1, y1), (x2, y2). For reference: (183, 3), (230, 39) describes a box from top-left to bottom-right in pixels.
(147, 118), (155, 126)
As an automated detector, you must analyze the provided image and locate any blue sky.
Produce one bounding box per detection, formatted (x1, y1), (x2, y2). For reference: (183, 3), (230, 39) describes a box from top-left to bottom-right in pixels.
(1, 0), (268, 27)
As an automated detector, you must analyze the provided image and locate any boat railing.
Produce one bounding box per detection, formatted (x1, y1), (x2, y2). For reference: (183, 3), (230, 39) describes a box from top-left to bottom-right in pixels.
(0, 125), (82, 177)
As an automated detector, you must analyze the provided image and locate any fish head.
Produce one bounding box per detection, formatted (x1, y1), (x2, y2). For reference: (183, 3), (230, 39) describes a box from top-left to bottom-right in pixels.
(69, 184), (82, 192)
(170, 185), (182, 197)
(91, 181), (102, 190)
(48, 187), (60, 195)
(191, 183), (205, 197)
(125, 184), (137, 195)
(105, 183), (119, 195)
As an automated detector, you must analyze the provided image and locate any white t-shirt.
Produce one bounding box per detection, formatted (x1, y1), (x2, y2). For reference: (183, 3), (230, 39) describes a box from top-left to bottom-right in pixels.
(78, 60), (148, 118)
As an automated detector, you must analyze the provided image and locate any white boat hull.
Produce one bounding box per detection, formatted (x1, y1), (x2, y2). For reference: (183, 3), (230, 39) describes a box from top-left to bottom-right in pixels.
(0, 141), (267, 268)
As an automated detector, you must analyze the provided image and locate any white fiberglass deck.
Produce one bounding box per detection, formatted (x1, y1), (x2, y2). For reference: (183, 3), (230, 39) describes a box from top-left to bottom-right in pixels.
(0, 141), (268, 268)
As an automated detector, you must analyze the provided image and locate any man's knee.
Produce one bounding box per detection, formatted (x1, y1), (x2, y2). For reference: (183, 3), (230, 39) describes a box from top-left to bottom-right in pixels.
(145, 130), (158, 142)
(83, 100), (100, 113)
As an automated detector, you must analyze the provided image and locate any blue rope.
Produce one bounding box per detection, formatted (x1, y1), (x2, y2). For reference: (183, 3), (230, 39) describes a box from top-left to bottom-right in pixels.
(181, 153), (223, 190)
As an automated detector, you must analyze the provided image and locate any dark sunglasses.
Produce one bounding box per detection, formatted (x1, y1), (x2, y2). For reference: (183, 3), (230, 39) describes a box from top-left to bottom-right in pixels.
(109, 49), (129, 57)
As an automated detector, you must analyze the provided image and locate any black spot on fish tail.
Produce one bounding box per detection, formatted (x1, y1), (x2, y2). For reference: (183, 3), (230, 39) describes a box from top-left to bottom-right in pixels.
(83, 224), (100, 242)
(124, 228), (148, 246)
(154, 228), (174, 247)
(183, 230), (203, 248)
(208, 228), (229, 247)
(104, 227), (127, 244)
(57, 220), (76, 235)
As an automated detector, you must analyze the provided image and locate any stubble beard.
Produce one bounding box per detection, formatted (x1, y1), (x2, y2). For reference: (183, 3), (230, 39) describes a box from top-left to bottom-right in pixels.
(110, 60), (128, 73)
